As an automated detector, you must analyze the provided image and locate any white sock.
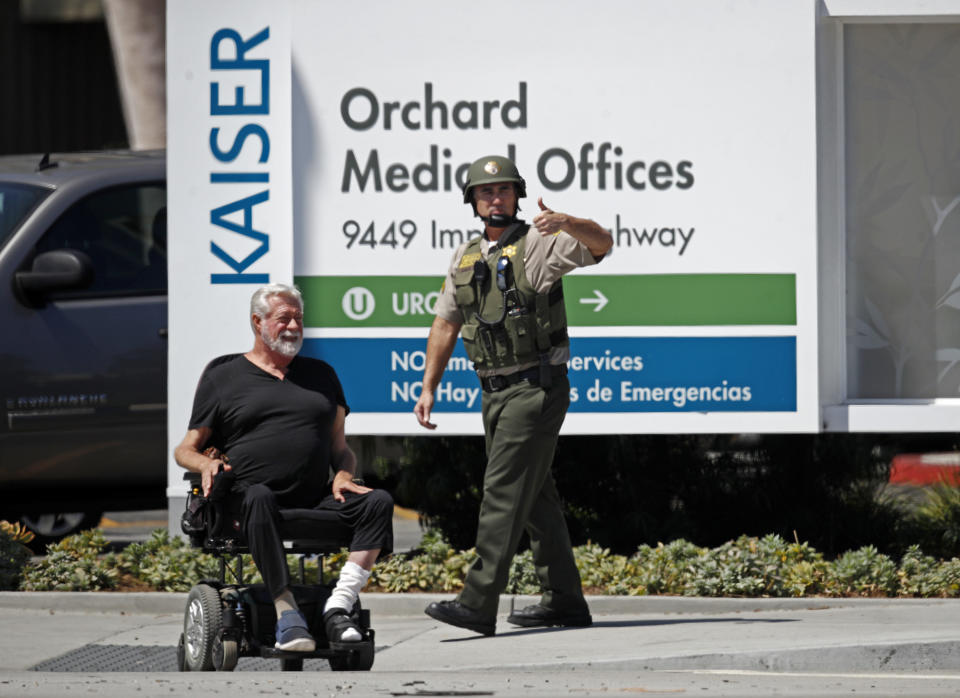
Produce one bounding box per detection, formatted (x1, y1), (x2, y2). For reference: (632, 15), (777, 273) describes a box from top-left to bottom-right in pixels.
(325, 561), (371, 612)
(324, 561), (370, 641)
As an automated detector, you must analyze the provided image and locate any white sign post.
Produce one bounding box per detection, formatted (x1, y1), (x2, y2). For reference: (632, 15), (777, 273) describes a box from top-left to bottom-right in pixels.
(166, 0), (293, 522)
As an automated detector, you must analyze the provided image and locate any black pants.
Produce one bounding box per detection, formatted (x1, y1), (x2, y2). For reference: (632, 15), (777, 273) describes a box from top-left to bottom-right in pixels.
(241, 484), (394, 598)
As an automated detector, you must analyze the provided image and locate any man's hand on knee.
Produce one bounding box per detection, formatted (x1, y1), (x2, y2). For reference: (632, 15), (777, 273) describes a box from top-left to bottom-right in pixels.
(332, 470), (371, 503)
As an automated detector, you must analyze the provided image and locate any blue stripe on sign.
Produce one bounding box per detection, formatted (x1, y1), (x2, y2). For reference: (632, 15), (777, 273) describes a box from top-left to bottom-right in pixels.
(301, 336), (797, 413)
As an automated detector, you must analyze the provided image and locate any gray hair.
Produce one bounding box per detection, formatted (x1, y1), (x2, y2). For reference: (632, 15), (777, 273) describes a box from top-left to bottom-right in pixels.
(250, 283), (303, 333)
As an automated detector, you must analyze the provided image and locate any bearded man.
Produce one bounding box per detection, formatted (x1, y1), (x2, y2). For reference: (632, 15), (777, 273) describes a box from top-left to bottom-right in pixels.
(174, 283), (393, 652)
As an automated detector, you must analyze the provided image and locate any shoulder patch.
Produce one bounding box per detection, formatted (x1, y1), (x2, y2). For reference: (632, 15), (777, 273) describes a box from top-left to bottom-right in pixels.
(459, 252), (482, 269)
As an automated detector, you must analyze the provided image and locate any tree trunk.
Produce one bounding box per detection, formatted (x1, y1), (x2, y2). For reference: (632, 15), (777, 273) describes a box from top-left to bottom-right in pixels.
(102, 0), (166, 150)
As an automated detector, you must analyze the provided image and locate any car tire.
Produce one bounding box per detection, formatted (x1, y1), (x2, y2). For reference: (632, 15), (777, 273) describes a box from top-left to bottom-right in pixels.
(19, 512), (103, 551)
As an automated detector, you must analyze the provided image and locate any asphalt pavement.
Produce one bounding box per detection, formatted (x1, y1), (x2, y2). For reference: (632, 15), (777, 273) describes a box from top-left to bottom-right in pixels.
(1, 593), (959, 697)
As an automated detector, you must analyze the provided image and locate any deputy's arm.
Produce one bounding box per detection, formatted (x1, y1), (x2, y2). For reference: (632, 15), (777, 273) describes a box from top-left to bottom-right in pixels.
(330, 405), (370, 502)
(531, 197), (612, 258)
(174, 427), (230, 497)
(414, 315), (462, 429)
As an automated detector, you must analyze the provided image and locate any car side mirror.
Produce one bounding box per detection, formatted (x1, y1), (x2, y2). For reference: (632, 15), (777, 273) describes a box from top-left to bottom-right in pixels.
(15, 249), (94, 305)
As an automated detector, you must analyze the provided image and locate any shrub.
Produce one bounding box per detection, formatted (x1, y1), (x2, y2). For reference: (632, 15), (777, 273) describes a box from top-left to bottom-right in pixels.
(897, 545), (942, 597)
(20, 530), (118, 591)
(825, 545), (899, 596)
(0, 521), (34, 590)
(632, 539), (704, 595)
(575, 542), (641, 594)
(906, 484), (960, 559)
(505, 549), (540, 595)
(117, 530), (220, 592)
(368, 530), (476, 593)
(19, 524), (960, 599)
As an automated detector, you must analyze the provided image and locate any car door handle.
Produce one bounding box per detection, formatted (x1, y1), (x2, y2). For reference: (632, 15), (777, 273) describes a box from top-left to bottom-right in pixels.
(159, 328), (168, 338)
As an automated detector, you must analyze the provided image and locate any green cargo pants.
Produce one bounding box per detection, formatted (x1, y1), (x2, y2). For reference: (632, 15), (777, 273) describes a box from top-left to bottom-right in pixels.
(456, 374), (586, 619)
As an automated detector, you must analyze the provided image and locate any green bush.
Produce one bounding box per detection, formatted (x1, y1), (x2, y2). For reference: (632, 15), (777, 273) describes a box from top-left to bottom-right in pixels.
(631, 539), (703, 595)
(904, 484), (960, 559)
(368, 530), (476, 593)
(17, 525), (960, 599)
(20, 530), (118, 591)
(824, 545), (899, 597)
(117, 530), (221, 592)
(0, 521), (34, 591)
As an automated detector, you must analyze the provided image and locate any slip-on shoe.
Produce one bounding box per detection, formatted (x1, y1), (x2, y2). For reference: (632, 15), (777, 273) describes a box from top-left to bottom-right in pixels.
(506, 603), (592, 628)
(425, 600), (495, 636)
(274, 609), (316, 652)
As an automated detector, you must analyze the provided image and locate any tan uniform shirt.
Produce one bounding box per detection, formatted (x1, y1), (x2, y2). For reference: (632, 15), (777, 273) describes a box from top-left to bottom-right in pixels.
(434, 223), (601, 376)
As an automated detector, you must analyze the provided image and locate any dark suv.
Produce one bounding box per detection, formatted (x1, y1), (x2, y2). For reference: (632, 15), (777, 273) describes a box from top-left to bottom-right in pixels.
(0, 150), (167, 545)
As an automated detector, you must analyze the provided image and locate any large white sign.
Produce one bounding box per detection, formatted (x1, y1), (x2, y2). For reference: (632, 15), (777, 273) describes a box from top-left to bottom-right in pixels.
(166, 0), (293, 500)
(289, 0), (819, 434)
(167, 0), (819, 447)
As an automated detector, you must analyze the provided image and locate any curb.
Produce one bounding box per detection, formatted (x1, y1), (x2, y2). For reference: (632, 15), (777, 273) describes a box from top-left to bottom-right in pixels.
(0, 591), (951, 617)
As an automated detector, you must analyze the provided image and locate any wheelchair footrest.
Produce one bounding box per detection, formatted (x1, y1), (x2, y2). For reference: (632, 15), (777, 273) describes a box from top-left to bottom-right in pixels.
(261, 644), (367, 660)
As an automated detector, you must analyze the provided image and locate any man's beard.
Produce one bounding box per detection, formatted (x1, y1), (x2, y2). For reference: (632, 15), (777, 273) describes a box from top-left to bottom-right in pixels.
(262, 328), (303, 357)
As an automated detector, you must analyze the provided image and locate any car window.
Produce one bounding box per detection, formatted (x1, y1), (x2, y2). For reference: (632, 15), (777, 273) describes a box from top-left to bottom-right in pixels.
(0, 183), (50, 252)
(36, 183), (167, 295)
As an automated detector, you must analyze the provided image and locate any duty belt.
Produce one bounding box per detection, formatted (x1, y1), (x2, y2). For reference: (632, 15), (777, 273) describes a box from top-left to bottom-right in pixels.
(479, 364), (568, 393)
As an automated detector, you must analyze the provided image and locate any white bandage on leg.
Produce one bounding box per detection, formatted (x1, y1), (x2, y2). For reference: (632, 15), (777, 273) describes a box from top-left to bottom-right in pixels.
(324, 561), (371, 641)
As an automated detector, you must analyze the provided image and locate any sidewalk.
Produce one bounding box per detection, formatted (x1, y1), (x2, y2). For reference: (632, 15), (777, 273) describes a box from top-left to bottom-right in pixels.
(1, 593), (959, 696)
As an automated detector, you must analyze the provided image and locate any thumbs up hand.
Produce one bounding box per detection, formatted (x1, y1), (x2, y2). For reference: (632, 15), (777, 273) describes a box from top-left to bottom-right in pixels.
(532, 197), (568, 236)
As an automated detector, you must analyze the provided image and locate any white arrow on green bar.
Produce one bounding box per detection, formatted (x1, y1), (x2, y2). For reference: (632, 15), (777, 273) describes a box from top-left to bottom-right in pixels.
(579, 289), (609, 312)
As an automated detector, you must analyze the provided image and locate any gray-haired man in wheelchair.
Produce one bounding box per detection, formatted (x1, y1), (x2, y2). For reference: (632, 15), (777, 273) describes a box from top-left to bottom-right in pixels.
(175, 283), (393, 653)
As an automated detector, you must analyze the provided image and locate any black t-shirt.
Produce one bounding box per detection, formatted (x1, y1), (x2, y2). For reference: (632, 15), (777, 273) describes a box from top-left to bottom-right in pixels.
(188, 354), (349, 507)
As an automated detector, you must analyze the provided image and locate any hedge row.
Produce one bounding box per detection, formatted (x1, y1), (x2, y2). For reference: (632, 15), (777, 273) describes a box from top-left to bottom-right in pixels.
(4, 527), (960, 598)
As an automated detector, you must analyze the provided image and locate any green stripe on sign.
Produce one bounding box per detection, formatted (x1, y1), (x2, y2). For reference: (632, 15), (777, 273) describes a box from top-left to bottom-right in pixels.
(564, 274), (796, 326)
(295, 273), (796, 328)
(297, 275), (442, 327)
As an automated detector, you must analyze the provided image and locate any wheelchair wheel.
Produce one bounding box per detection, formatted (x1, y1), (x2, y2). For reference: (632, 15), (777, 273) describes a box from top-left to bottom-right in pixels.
(328, 639), (374, 671)
(176, 633), (187, 671)
(213, 635), (238, 672)
(280, 657), (304, 671)
(182, 584), (222, 671)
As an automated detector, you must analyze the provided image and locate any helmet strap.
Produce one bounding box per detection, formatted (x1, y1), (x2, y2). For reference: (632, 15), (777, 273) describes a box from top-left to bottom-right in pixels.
(481, 213), (519, 227)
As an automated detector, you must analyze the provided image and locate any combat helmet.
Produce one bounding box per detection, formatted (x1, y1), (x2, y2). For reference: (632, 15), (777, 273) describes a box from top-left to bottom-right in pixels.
(462, 155), (527, 204)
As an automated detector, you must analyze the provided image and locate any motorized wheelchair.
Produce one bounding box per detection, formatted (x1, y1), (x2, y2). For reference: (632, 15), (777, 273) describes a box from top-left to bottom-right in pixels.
(176, 466), (376, 672)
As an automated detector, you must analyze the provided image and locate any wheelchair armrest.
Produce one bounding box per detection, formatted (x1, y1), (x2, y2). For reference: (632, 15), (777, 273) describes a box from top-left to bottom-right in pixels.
(180, 467), (238, 544)
(181, 467), (235, 496)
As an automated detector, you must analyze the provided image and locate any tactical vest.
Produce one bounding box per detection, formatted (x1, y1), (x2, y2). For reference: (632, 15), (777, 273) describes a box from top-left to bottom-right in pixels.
(452, 225), (569, 371)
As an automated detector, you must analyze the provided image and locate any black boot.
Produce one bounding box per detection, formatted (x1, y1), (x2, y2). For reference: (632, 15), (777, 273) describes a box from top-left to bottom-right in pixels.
(425, 600), (496, 636)
(507, 604), (592, 628)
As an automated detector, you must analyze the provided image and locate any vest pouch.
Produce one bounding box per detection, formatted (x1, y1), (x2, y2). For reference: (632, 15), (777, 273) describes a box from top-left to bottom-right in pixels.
(488, 324), (511, 364)
(505, 315), (535, 359)
(454, 269), (476, 307)
(459, 323), (485, 367)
